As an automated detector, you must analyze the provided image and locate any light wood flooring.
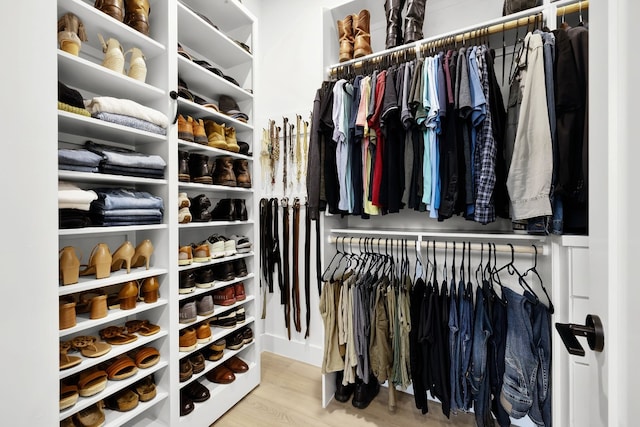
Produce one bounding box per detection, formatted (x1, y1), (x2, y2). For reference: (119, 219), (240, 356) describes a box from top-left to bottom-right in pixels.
(213, 351), (477, 427)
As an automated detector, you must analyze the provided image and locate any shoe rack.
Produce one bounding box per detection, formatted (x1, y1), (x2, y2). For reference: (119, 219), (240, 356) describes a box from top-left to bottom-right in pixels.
(175, 0), (259, 424)
(56, 0), (257, 426)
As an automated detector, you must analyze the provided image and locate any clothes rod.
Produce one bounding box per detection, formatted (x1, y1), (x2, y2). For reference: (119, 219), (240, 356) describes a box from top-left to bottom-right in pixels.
(327, 236), (544, 255)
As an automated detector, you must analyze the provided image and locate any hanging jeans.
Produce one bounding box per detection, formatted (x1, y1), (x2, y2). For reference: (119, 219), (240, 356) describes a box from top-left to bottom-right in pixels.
(459, 281), (475, 410)
(471, 285), (493, 427)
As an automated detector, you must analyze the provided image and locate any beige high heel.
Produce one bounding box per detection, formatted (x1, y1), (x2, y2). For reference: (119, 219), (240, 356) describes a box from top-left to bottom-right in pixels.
(125, 47), (147, 83)
(59, 246), (80, 285)
(58, 13), (88, 56)
(79, 243), (112, 279)
(111, 241), (135, 273)
(131, 239), (154, 270)
(98, 34), (125, 74)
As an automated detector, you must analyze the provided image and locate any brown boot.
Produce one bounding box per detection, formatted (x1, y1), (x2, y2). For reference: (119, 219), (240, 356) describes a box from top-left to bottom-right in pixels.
(212, 157), (237, 187)
(204, 120), (227, 150)
(193, 119), (208, 145)
(233, 159), (251, 188)
(353, 10), (372, 58)
(224, 127), (240, 153)
(124, 0), (150, 36)
(178, 114), (194, 142)
(337, 14), (354, 63)
(94, 0), (125, 22)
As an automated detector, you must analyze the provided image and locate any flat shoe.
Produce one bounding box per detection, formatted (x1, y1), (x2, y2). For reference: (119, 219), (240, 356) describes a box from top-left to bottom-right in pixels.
(104, 355), (138, 380)
(106, 388), (139, 412)
(60, 383), (79, 410)
(224, 356), (249, 374)
(72, 335), (112, 358)
(205, 365), (235, 384)
(131, 346), (160, 369)
(99, 326), (138, 345)
(78, 367), (108, 397)
(125, 319), (160, 336)
(73, 401), (105, 427)
(59, 341), (82, 370)
(134, 375), (157, 402)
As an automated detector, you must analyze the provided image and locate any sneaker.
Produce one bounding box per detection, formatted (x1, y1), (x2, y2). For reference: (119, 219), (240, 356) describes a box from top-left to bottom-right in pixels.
(206, 234), (226, 259)
(213, 262), (235, 282)
(178, 245), (193, 266)
(212, 286), (236, 306)
(179, 327), (197, 352)
(235, 307), (246, 324)
(179, 271), (196, 294)
(194, 267), (214, 288)
(230, 234), (252, 253)
(210, 311), (237, 329)
(178, 192), (190, 209)
(189, 352), (205, 374)
(233, 259), (248, 278)
(191, 241), (211, 263)
(196, 295), (214, 316)
(223, 237), (237, 257)
(234, 282), (246, 301)
(240, 326), (253, 345)
(226, 331), (244, 350)
(179, 301), (197, 324)
(203, 338), (225, 361)
(196, 323), (211, 344)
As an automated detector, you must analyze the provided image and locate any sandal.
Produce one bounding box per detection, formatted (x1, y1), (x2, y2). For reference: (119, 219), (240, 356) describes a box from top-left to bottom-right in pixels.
(78, 367), (108, 397)
(104, 355), (138, 380)
(99, 326), (138, 345)
(60, 382), (79, 410)
(134, 375), (157, 402)
(105, 388), (139, 412)
(60, 341), (82, 370)
(130, 346), (160, 369)
(125, 319), (160, 336)
(72, 335), (112, 358)
(73, 400), (105, 427)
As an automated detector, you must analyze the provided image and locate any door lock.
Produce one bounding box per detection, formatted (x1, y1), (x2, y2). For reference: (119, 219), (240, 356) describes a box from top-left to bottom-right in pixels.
(555, 314), (605, 356)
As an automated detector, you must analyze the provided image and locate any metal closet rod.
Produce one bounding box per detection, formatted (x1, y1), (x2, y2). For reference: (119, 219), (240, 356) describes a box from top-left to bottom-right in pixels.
(327, 235), (543, 255)
(329, 0), (589, 74)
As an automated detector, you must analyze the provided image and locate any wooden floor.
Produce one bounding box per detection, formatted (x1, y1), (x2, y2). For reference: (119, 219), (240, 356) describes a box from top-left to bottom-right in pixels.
(213, 351), (477, 427)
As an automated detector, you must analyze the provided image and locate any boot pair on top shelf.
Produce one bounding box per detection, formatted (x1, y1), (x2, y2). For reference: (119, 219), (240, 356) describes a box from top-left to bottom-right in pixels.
(384, 0), (427, 49)
(337, 9), (372, 63)
(94, 0), (151, 37)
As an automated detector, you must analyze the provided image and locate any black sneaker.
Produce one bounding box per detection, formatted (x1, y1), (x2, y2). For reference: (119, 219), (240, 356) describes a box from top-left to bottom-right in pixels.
(179, 271), (196, 294)
(213, 262), (234, 282)
(194, 267), (214, 288)
(226, 331), (244, 350)
(209, 311), (237, 329)
(233, 258), (248, 277)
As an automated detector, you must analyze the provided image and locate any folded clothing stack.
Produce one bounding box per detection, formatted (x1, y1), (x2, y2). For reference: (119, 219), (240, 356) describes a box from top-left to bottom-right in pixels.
(58, 81), (91, 117)
(59, 181), (98, 229)
(85, 141), (166, 179)
(58, 147), (103, 173)
(85, 96), (169, 135)
(90, 188), (164, 226)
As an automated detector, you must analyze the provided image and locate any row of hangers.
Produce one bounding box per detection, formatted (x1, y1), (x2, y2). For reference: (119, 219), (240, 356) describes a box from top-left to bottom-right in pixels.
(322, 237), (553, 313)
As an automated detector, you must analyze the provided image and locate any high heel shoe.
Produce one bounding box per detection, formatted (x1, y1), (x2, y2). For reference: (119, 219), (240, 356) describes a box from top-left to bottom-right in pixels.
(131, 240), (153, 270)
(118, 280), (139, 310)
(98, 34), (125, 74)
(79, 243), (112, 280)
(125, 47), (147, 83)
(140, 276), (159, 303)
(111, 241), (135, 273)
(59, 246), (80, 286)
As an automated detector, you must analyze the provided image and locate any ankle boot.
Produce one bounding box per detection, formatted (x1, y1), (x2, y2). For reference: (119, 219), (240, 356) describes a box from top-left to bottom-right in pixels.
(224, 127), (240, 153)
(351, 376), (380, 409)
(189, 153), (213, 185)
(212, 156), (237, 187)
(404, 0), (426, 44)
(58, 13), (88, 56)
(94, 0), (125, 22)
(189, 194), (212, 222)
(193, 119), (208, 145)
(337, 14), (354, 63)
(178, 150), (191, 182)
(124, 0), (150, 36)
(233, 159), (251, 188)
(210, 199), (235, 222)
(125, 47), (147, 82)
(353, 10), (372, 58)
(234, 199), (248, 221)
(204, 120), (228, 150)
(178, 114), (194, 142)
(334, 370), (356, 402)
(385, 0), (405, 49)
(98, 34), (125, 74)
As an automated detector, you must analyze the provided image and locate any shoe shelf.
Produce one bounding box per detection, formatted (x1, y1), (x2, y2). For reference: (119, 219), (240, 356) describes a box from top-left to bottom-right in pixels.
(178, 181), (253, 193)
(180, 0), (253, 34)
(178, 220), (255, 229)
(59, 268), (168, 297)
(60, 330), (169, 380)
(103, 390), (169, 427)
(179, 357), (259, 424)
(177, 2), (251, 70)
(178, 140), (253, 160)
(178, 55), (253, 104)
(179, 338), (256, 389)
(58, 111), (168, 147)
(59, 224), (167, 236)
(58, 50), (166, 104)
(178, 273), (254, 302)
(176, 98), (253, 131)
(177, 251), (254, 272)
(59, 360), (168, 421)
(178, 297), (256, 332)
(58, 170), (168, 186)
(57, 0), (166, 60)
(59, 298), (168, 338)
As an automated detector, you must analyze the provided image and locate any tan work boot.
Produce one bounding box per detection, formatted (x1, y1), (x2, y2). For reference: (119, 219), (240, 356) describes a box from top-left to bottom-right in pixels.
(193, 118), (208, 145)
(337, 14), (354, 63)
(204, 120), (228, 150)
(233, 159), (251, 188)
(178, 114), (194, 142)
(225, 127), (240, 153)
(353, 10), (372, 58)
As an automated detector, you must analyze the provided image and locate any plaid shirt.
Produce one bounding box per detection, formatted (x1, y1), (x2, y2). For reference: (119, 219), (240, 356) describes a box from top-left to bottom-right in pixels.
(473, 45), (497, 224)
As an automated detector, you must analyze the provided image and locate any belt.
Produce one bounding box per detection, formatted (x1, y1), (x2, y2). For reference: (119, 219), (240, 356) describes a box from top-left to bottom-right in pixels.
(259, 198), (269, 319)
(281, 197), (291, 339)
(292, 197), (301, 333)
(316, 216), (322, 295)
(304, 199), (311, 338)
(282, 117), (289, 192)
(269, 198), (283, 297)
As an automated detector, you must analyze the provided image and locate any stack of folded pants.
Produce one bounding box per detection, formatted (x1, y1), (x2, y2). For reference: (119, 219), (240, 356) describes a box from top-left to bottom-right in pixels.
(58, 148), (103, 173)
(90, 188), (164, 226)
(59, 181), (98, 229)
(85, 141), (166, 179)
(84, 96), (169, 135)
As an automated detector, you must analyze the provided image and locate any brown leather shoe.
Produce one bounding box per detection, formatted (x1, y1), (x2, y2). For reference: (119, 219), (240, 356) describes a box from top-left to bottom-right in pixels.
(233, 282), (246, 301)
(140, 276), (159, 303)
(196, 323), (211, 343)
(118, 281), (138, 310)
(212, 156), (237, 187)
(233, 159), (251, 188)
(337, 14), (354, 62)
(204, 120), (227, 149)
(212, 286), (236, 306)
(124, 0), (150, 36)
(353, 10), (372, 58)
(179, 327), (197, 352)
(189, 352), (205, 374)
(178, 150), (190, 182)
(179, 358), (192, 382)
(224, 356), (249, 374)
(178, 114), (194, 142)
(94, 0), (125, 22)
(205, 365), (235, 384)
(192, 118), (208, 145)
(189, 153), (213, 184)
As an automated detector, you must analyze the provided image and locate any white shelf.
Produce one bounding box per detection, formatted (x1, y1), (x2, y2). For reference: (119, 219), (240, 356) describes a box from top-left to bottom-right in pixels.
(60, 330), (168, 380)
(180, 0), (254, 33)
(59, 223), (167, 236)
(178, 220), (255, 229)
(59, 361), (168, 421)
(103, 390), (169, 427)
(178, 140), (253, 160)
(58, 111), (167, 147)
(60, 298), (168, 338)
(59, 267), (168, 297)
(176, 98), (253, 131)
(178, 181), (253, 193)
(58, 170), (167, 185)
(177, 252), (254, 272)
(177, 55), (253, 103)
(330, 228), (549, 242)
(178, 273), (254, 302)
(179, 339), (256, 388)
(178, 298), (255, 331)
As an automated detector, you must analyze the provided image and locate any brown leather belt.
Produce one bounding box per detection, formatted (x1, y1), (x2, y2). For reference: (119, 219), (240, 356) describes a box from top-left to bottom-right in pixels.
(292, 197), (301, 333)
(282, 197), (291, 339)
(304, 200), (311, 338)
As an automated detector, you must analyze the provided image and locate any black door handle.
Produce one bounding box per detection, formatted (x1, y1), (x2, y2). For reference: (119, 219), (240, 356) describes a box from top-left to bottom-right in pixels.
(555, 314), (605, 356)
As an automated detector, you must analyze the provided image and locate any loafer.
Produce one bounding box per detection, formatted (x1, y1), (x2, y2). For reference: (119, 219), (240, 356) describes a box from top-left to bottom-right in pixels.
(179, 271), (196, 294)
(235, 307), (246, 324)
(233, 259), (248, 278)
(213, 262), (235, 282)
(210, 311), (237, 329)
(179, 327), (197, 352)
(185, 380), (210, 403)
(240, 326), (254, 345)
(180, 390), (194, 416)
(194, 267), (214, 288)
(224, 356), (249, 374)
(189, 352), (205, 374)
(234, 282), (246, 301)
(196, 295), (214, 316)
(226, 331), (244, 350)
(179, 358), (193, 382)
(213, 286), (236, 306)
(205, 365), (235, 384)
(196, 323), (211, 344)
(179, 301), (197, 324)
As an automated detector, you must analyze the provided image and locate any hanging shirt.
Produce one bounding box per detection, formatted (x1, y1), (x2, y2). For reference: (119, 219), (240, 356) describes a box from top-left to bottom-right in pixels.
(369, 71), (387, 208)
(467, 46), (487, 218)
(336, 81), (353, 212)
(421, 57), (433, 207)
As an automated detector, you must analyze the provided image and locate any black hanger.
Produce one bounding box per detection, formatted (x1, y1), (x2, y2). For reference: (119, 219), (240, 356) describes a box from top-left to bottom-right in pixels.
(475, 243), (484, 287)
(322, 236), (342, 281)
(524, 245), (554, 313)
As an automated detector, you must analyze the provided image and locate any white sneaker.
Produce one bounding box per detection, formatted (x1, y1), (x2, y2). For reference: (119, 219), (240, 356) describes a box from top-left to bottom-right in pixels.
(230, 234), (252, 253)
(206, 234), (226, 258)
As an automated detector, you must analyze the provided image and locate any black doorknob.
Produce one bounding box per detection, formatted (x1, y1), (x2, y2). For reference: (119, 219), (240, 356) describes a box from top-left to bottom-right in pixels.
(555, 314), (605, 356)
